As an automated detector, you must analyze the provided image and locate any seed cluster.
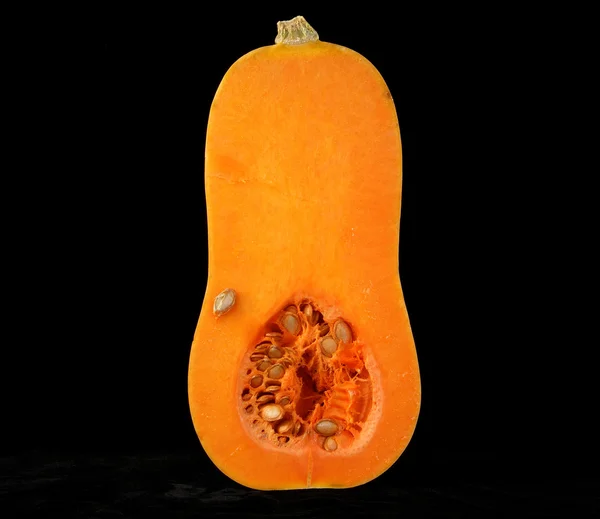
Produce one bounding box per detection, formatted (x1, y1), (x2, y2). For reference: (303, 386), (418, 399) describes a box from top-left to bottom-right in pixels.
(239, 300), (373, 451)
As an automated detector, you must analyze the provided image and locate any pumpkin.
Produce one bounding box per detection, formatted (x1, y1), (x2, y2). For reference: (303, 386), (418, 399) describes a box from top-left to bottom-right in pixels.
(188, 16), (420, 490)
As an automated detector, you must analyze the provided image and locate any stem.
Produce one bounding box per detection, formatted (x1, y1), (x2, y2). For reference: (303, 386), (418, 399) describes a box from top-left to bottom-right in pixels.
(275, 16), (319, 45)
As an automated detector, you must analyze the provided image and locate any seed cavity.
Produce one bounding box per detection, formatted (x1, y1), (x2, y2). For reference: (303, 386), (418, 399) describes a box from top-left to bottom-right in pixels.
(323, 436), (338, 452)
(320, 336), (337, 357)
(268, 364), (285, 379)
(334, 320), (352, 343)
(315, 419), (339, 437)
(250, 375), (263, 388)
(213, 288), (236, 317)
(261, 404), (284, 422)
(282, 313), (300, 335)
(240, 299), (365, 449)
(267, 346), (283, 359)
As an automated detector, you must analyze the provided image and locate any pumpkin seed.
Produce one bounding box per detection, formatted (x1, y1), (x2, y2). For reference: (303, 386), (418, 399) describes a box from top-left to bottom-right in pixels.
(318, 323), (330, 337)
(268, 364), (285, 379)
(213, 288), (236, 316)
(261, 404), (284, 422)
(334, 320), (352, 343)
(256, 394), (275, 404)
(323, 436), (338, 451)
(301, 303), (313, 320)
(267, 346), (283, 359)
(257, 360), (272, 371)
(282, 313), (300, 335)
(320, 336), (337, 357)
(277, 419), (293, 434)
(250, 375), (263, 388)
(315, 419), (338, 437)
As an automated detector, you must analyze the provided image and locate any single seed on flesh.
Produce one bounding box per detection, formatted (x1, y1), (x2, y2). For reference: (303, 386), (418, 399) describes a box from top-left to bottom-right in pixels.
(320, 336), (338, 357)
(250, 375), (263, 388)
(278, 396), (290, 406)
(268, 364), (285, 379)
(257, 360), (272, 371)
(242, 393), (252, 401)
(250, 352), (265, 362)
(255, 343), (270, 351)
(265, 385), (281, 393)
(282, 313), (300, 335)
(261, 404), (284, 422)
(244, 405), (253, 414)
(267, 346), (283, 359)
(265, 331), (283, 338)
(285, 305), (297, 313)
(323, 437), (338, 452)
(293, 422), (302, 435)
(315, 419), (339, 437)
(277, 420), (293, 434)
(334, 320), (352, 343)
(213, 288), (236, 317)
(312, 311), (323, 325)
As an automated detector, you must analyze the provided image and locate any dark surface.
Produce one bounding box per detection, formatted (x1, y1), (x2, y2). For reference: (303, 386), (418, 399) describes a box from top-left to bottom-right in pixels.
(5, 5), (596, 519)
(3, 451), (599, 518)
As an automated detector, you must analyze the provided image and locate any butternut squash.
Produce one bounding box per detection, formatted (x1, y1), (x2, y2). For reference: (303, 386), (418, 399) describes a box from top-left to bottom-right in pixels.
(188, 16), (420, 490)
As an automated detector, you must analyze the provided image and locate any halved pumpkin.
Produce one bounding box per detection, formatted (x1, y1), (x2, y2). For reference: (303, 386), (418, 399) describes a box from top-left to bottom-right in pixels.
(189, 16), (420, 490)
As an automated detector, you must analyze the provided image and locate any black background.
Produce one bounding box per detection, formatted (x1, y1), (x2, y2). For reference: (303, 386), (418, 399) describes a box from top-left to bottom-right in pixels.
(5, 4), (597, 517)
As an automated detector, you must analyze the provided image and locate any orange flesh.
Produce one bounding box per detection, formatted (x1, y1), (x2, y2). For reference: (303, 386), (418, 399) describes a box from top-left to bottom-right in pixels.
(188, 39), (420, 490)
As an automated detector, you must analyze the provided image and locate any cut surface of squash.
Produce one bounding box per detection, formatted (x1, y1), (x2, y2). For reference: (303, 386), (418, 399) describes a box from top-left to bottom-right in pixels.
(188, 16), (420, 490)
